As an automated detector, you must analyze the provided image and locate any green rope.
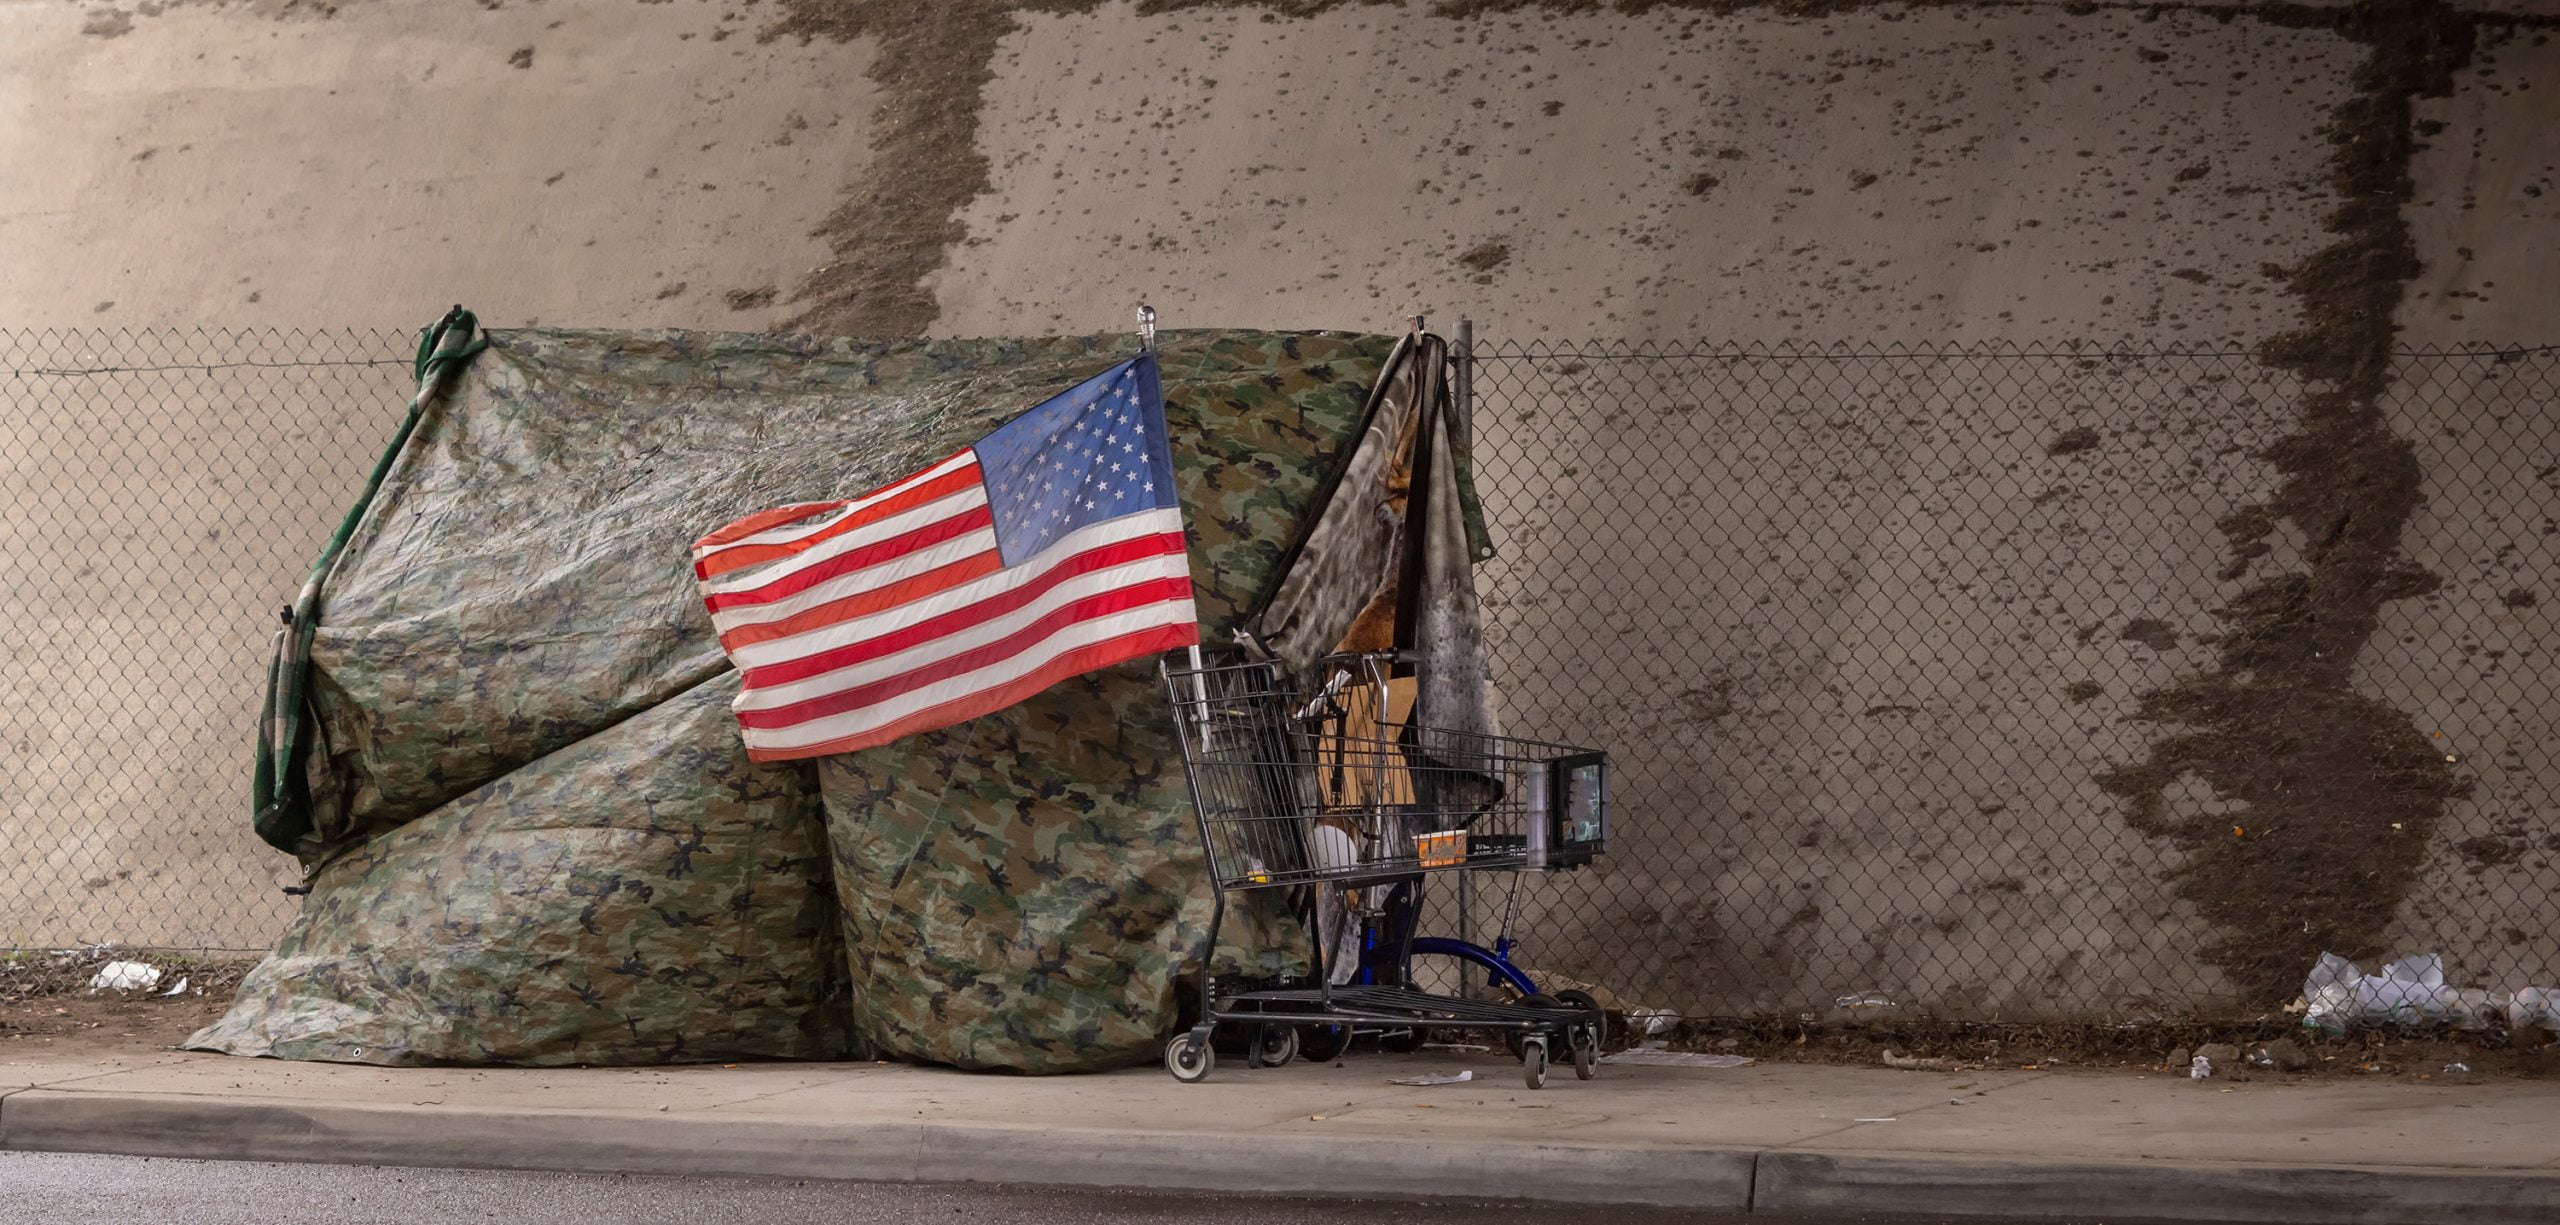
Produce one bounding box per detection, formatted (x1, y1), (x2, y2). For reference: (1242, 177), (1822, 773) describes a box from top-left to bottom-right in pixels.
(254, 306), (487, 854)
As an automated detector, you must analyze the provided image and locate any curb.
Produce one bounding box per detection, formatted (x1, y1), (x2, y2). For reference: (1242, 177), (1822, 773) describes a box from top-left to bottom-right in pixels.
(1755, 1150), (2560, 1225)
(7, 1088), (2559, 1223)
(0, 1089), (1755, 1208)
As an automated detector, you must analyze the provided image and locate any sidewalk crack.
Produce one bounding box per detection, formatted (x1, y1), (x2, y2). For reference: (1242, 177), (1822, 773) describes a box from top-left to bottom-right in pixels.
(5, 1055), (204, 1094)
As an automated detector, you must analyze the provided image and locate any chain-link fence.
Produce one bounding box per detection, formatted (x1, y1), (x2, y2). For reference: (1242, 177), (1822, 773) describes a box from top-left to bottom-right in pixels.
(0, 328), (414, 951)
(1462, 339), (2560, 1023)
(4, 328), (2553, 1027)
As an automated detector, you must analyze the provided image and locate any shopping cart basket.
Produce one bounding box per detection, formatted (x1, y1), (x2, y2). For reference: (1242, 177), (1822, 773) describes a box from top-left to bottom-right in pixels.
(1159, 652), (1610, 1088)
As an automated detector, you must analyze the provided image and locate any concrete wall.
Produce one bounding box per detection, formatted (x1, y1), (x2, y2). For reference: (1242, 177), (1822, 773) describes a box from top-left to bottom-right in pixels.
(0, 0), (877, 331)
(0, 0), (880, 945)
(1, 0), (2550, 1020)
(2368, 28), (2560, 997)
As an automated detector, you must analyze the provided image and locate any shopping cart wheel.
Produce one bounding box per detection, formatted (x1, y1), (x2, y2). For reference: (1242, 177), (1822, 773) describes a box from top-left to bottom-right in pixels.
(1165, 1031), (1214, 1084)
(1505, 994), (1562, 1058)
(1253, 1024), (1299, 1069)
(1521, 1038), (1549, 1090)
(1553, 988), (1608, 1051)
(1570, 1027), (1598, 1081)
(1299, 1023), (1351, 1064)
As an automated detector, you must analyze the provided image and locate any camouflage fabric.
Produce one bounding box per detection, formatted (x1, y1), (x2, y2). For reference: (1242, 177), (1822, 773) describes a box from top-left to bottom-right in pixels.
(818, 339), (1380, 1072)
(192, 327), (1396, 1070)
(190, 675), (851, 1065)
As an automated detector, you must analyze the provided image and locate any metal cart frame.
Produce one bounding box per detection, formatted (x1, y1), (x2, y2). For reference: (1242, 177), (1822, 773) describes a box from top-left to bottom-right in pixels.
(1159, 652), (1610, 1088)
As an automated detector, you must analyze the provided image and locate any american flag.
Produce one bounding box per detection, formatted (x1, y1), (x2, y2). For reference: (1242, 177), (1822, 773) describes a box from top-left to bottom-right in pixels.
(690, 354), (1199, 761)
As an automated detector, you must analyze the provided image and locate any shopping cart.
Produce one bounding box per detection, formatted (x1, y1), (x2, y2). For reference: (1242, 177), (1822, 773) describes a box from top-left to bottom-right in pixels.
(1159, 652), (1610, 1088)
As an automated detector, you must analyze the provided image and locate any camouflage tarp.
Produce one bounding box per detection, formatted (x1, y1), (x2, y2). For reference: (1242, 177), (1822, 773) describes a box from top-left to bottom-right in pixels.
(190, 326), (1410, 1070)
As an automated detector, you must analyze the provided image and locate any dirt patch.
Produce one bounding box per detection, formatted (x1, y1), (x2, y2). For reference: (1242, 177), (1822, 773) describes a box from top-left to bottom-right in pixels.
(1647, 1015), (2560, 1082)
(3, 948), (250, 1058)
(2097, 0), (2478, 1008)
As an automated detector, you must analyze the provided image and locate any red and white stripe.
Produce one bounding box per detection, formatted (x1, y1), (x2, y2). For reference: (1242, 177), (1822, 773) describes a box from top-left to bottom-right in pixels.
(691, 452), (1197, 760)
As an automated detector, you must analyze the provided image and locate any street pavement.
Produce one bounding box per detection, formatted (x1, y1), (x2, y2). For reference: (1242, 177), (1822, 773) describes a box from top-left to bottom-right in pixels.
(0, 1151), (2002, 1225)
(5, 1045), (2558, 1224)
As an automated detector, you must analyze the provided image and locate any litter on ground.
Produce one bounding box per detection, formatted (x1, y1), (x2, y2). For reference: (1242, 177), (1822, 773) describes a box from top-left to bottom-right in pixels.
(1600, 1049), (1753, 1068)
(88, 961), (160, 992)
(1389, 1070), (1476, 1086)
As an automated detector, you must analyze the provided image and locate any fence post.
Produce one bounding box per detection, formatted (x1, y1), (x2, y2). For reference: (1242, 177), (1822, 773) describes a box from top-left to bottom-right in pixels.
(1453, 317), (1475, 961)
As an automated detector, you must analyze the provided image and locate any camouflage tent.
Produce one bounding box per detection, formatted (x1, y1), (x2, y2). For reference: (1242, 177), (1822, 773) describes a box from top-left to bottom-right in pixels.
(189, 322), (1451, 1072)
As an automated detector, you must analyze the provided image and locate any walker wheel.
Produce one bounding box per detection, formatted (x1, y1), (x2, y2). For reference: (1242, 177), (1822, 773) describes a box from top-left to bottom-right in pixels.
(1165, 1031), (1214, 1084)
(1571, 1027), (1598, 1081)
(1299, 1023), (1352, 1064)
(1254, 1024), (1299, 1069)
(1522, 1039), (1549, 1090)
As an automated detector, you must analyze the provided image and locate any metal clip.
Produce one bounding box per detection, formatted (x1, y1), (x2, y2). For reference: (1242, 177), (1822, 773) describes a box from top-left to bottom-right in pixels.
(1136, 302), (1157, 351)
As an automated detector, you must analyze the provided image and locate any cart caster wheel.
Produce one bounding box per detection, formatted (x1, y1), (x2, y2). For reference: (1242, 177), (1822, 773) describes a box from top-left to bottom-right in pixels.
(1522, 1039), (1549, 1090)
(1379, 1027), (1426, 1055)
(1554, 988), (1608, 1051)
(1299, 1023), (1351, 1064)
(1571, 1028), (1598, 1081)
(1165, 1032), (1214, 1084)
(1506, 994), (1562, 1058)
(1253, 1024), (1299, 1069)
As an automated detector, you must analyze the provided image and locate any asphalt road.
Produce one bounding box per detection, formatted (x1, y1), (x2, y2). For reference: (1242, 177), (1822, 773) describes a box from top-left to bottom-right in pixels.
(0, 1151), (2145, 1225)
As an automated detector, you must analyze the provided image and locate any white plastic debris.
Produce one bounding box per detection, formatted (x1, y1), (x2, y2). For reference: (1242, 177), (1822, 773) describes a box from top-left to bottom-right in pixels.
(2300, 952), (2556, 1035)
(2443, 1062), (2471, 1075)
(88, 961), (161, 992)
(2508, 988), (2560, 1034)
(1601, 1049), (1754, 1068)
(1389, 1070), (1475, 1086)
(160, 975), (190, 997)
(2189, 1055), (2213, 1080)
(2301, 952), (2451, 1034)
(1627, 1008), (1676, 1037)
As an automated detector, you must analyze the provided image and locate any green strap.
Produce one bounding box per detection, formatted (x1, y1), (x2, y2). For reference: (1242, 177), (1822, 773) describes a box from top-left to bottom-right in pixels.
(254, 306), (488, 854)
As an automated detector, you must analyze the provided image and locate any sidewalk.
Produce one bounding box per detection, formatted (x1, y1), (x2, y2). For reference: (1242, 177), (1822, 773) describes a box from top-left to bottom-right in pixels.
(5, 1043), (2557, 1223)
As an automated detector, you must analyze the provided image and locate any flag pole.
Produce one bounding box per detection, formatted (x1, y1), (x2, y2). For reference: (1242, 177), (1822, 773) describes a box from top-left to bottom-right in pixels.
(1142, 301), (1214, 749)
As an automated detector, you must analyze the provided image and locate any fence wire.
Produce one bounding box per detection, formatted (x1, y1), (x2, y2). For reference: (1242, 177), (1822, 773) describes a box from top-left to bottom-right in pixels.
(0, 328), (413, 951)
(2, 328), (2552, 1030)
(1460, 338), (2560, 1022)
